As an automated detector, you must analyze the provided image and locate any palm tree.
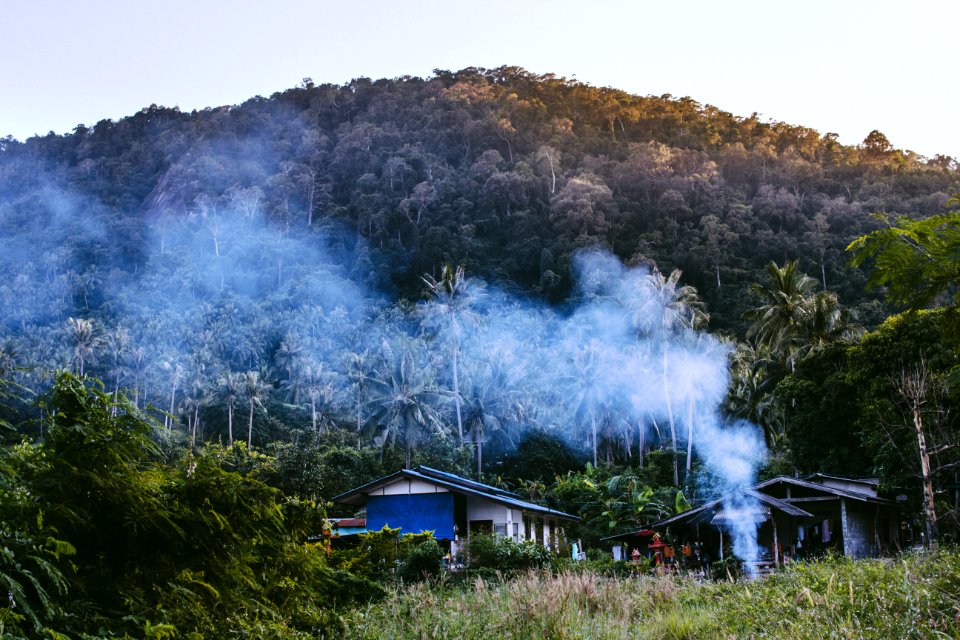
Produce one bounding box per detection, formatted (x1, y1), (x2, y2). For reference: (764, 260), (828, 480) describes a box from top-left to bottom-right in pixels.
(362, 340), (446, 469)
(802, 291), (861, 356)
(420, 264), (480, 445)
(103, 326), (131, 415)
(343, 349), (374, 434)
(160, 358), (184, 431)
(66, 317), (101, 377)
(628, 268), (708, 485)
(744, 260), (818, 372)
(182, 368), (209, 447)
(727, 339), (783, 449)
(282, 359), (334, 433)
(273, 334), (303, 382)
(461, 355), (521, 476)
(242, 370), (270, 450)
(126, 346), (148, 409)
(564, 343), (610, 468)
(215, 371), (244, 445)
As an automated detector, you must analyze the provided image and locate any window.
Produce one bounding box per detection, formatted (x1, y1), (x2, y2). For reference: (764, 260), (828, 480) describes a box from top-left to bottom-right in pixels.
(494, 523), (507, 538)
(470, 520), (493, 536)
(512, 522), (519, 541)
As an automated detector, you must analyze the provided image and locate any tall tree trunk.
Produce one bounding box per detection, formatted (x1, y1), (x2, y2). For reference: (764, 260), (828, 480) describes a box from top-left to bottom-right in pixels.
(112, 371), (121, 417)
(452, 346), (463, 443)
(820, 248), (827, 291)
(663, 349), (679, 485)
(546, 151), (556, 194)
(227, 403), (234, 445)
(355, 383), (363, 433)
(686, 400), (695, 475)
(900, 365), (939, 549)
(638, 419), (645, 468)
(477, 435), (483, 477)
(192, 405), (199, 447)
(311, 394), (318, 433)
(914, 405), (938, 549)
(168, 375), (178, 431)
(247, 399), (255, 450)
(592, 413), (598, 467)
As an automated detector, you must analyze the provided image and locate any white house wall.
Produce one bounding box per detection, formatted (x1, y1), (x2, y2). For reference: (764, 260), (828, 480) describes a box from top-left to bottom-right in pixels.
(367, 478), (451, 496)
(466, 495), (511, 522)
(464, 495), (564, 547)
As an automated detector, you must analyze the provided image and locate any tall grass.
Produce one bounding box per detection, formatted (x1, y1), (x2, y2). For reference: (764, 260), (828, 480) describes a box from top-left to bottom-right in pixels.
(342, 549), (960, 639)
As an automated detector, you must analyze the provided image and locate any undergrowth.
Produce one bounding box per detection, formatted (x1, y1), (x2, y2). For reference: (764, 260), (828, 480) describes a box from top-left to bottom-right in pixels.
(342, 548), (960, 639)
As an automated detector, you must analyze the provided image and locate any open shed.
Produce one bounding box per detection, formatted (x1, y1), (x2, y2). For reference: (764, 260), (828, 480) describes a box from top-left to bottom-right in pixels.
(607, 474), (899, 568)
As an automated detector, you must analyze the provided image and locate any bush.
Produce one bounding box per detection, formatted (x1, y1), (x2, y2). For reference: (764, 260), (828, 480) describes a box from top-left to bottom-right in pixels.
(466, 534), (553, 574)
(331, 527), (444, 584)
(399, 538), (444, 582)
(552, 547), (639, 577)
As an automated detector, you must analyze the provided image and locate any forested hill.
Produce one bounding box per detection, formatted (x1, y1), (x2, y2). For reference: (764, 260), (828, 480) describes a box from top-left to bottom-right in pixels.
(2, 65), (958, 332)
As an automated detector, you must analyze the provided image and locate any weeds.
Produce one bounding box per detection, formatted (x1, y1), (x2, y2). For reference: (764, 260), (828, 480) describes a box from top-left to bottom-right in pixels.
(342, 548), (960, 639)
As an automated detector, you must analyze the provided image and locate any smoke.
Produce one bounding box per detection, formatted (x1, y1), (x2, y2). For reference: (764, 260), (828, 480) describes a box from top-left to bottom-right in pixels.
(0, 127), (767, 566)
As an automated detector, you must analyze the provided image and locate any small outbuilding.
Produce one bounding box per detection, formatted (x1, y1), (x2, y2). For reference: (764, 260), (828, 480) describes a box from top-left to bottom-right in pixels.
(607, 474), (900, 569)
(332, 466), (579, 557)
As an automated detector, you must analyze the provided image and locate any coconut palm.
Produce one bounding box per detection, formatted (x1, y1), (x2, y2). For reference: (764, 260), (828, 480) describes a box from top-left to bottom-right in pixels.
(420, 264), (482, 444)
(273, 334), (304, 382)
(727, 339), (783, 448)
(343, 348), (375, 434)
(802, 291), (862, 356)
(215, 370), (244, 445)
(242, 370), (271, 450)
(745, 260), (818, 372)
(564, 343), (611, 468)
(461, 355), (522, 476)
(628, 267), (708, 485)
(160, 358), (184, 431)
(362, 340), (446, 469)
(182, 368), (209, 447)
(66, 317), (101, 377)
(282, 359), (335, 433)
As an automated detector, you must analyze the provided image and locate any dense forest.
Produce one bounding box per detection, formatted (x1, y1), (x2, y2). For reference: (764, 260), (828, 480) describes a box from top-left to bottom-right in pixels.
(1, 66), (959, 638)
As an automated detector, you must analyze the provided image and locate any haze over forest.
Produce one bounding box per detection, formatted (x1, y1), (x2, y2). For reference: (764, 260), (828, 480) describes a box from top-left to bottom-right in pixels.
(2, 65), (958, 458)
(1, 65), (959, 639)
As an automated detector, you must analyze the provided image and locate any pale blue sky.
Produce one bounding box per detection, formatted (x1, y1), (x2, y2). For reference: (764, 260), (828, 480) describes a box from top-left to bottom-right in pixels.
(2, 0), (957, 159)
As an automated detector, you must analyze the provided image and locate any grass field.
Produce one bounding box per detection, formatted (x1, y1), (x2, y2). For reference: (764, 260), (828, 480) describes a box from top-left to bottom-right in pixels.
(343, 549), (960, 639)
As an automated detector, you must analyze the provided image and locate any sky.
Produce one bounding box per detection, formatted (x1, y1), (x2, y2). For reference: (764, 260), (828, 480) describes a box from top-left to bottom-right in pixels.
(2, 0), (958, 159)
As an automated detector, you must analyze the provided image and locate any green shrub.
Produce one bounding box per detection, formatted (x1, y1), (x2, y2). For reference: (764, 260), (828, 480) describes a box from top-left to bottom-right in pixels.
(466, 534), (553, 574)
(552, 547), (640, 577)
(398, 538), (444, 582)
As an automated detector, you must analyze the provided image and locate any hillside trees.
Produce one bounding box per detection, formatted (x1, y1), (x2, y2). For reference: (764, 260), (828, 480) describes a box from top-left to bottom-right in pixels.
(737, 260), (861, 449)
(0, 67), (958, 510)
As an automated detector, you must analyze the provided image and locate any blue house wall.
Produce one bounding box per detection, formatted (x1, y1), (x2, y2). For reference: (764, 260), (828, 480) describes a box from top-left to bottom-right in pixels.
(366, 492), (455, 539)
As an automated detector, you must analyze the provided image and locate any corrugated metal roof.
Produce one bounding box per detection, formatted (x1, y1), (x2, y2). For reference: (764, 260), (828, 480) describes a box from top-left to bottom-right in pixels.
(755, 476), (896, 505)
(602, 487), (813, 540)
(332, 467), (579, 522)
(415, 466), (524, 499)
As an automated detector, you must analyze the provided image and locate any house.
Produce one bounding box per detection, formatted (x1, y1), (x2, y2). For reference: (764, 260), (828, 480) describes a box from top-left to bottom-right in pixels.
(606, 474), (900, 567)
(332, 466), (579, 556)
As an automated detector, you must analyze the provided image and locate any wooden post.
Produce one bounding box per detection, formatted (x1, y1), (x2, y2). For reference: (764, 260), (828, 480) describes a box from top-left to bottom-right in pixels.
(772, 517), (780, 568)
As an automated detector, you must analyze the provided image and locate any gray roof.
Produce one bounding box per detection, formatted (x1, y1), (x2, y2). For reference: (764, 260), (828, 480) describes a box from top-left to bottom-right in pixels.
(602, 488), (813, 541)
(332, 466), (579, 522)
(755, 476), (896, 505)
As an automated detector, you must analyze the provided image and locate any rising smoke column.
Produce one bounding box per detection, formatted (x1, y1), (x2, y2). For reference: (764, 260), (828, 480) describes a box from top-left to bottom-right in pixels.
(0, 135), (768, 564)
